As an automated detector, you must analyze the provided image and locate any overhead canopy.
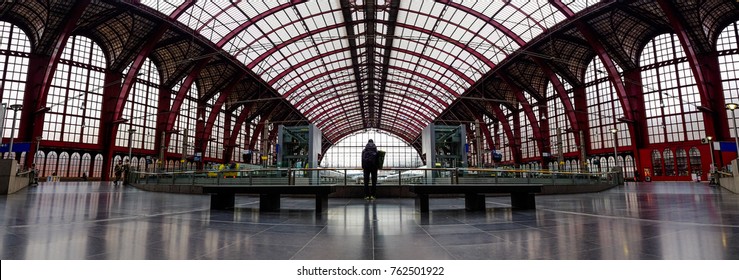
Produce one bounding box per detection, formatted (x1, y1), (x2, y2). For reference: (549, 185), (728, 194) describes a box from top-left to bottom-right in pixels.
(140, 0), (600, 143)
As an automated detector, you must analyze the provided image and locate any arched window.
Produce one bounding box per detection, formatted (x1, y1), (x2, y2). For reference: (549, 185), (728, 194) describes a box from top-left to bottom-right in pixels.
(547, 77), (577, 157)
(46, 151), (58, 177)
(117, 59), (159, 151)
(36, 151), (46, 177)
(599, 157), (608, 173)
(69, 153), (81, 177)
(588, 159), (594, 173)
(111, 155), (121, 176)
(718, 21), (739, 138)
(520, 92), (539, 159)
(652, 150), (663, 176)
(323, 130), (422, 168)
(57, 152), (69, 177)
(624, 155), (636, 179)
(664, 149), (675, 176)
(0, 21), (30, 140)
(206, 93), (225, 160)
(231, 107), (249, 163)
(676, 148), (688, 176)
(608, 157), (616, 170)
(81, 153), (91, 177)
(500, 107), (514, 163)
(585, 58), (630, 150)
(247, 116), (262, 164)
(171, 78), (198, 158)
(43, 36), (105, 144)
(640, 33), (703, 144)
(138, 157), (146, 172)
(689, 147), (701, 175)
(565, 160), (573, 172)
(93, 154), (103, 177)
(131, 156), (138, 171)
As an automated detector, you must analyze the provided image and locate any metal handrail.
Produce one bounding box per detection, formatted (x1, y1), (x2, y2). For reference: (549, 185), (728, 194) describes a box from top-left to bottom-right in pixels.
(130, 167), (622, 187)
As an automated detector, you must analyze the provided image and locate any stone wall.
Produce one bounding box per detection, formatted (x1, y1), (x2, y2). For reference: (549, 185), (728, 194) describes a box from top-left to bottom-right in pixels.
(0, 159), (31, 195)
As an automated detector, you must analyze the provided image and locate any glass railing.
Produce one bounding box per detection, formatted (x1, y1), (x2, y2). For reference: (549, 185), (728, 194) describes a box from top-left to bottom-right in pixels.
(129, 167), (623, 187)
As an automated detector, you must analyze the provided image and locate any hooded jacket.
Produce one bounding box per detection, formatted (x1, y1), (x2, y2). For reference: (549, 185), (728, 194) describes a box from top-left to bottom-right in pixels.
(361, 141), (378, 169)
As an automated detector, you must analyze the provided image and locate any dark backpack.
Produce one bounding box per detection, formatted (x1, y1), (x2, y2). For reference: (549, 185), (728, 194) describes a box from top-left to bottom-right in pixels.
(362, 149), (378, 169)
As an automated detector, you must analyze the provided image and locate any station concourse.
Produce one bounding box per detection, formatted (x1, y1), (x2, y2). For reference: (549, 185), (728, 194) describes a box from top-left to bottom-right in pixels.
(0, 0), (738, 261)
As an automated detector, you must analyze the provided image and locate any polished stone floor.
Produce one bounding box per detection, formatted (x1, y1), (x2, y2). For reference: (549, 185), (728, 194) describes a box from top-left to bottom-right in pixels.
(0, 181), (737, 260)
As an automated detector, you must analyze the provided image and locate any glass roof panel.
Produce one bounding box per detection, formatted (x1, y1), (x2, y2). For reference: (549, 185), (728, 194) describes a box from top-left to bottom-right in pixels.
(561, 0), (600, 14)
(140, 0), (183, 16)
(163, 0), (601, 141)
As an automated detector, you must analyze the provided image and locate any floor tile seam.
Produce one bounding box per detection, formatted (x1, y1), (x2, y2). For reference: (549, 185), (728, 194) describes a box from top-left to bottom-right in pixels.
(192, 218), (295, 228)
(370, 215), (377, 260)
(577, 245), (667, 260)
(415, 223), (461, 260)
(192, 242), (242, 260)
(6, 207), (278, 231)
(484, 200), (739, 229)
(444, 216), (514, 243)
(289, 225), (329, 261)
(537, 207), (739, 228)
(440, 242), (532, 259)
(195, 235), (282, 260)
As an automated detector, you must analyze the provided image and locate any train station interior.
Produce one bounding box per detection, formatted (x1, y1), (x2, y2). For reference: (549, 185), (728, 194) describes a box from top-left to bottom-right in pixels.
(0, 0), (738, 265)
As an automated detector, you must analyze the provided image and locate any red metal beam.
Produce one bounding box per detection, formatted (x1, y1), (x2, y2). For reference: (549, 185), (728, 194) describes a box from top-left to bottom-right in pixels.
(532, 57), (582, 148)
(317, 100), (426, 134)
(439, 1), (526, 46)
(575, 21), (637, 149)
(300, 80), (439, 120)
(200, 86), (239, 157)
(284, 64), (456, 102)
(216, 0), (308, 47)
(223, 106), (250, 163)
(247, 20), (495, 70)
(320, 110), (423, 140)
(329, 122), (417, 144)
(294, 70), (449, 113)
(490, 104), (519, 165)
(24, 0), (91, 166)
(499, 74), (545, 156)
(657, 0), (720, 139)
(164, 59), (212, 145)
(269, 44), (474, 88)
(170, 0), (195, 19)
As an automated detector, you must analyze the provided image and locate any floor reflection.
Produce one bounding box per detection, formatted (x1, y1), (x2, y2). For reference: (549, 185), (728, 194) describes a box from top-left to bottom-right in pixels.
(0, 181), (737, 259)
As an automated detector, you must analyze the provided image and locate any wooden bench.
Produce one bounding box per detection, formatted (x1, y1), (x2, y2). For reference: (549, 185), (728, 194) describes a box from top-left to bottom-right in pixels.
(202, 185), (336, 212)
(409, 184), (543, 212)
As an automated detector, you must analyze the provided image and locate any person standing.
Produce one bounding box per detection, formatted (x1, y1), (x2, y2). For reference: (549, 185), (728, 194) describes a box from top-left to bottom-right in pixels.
(114, 160), (123, 186)
(361, 139), (379, 200)
(122, 159), (131, 185)
(30, 164), (38, 185)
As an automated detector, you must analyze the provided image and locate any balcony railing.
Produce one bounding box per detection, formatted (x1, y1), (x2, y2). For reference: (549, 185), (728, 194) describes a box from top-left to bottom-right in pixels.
(129, 167), (623, 188)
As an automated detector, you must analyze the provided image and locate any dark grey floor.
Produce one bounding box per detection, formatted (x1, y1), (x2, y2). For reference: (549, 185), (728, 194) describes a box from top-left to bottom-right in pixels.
(1, 181), (737, 260)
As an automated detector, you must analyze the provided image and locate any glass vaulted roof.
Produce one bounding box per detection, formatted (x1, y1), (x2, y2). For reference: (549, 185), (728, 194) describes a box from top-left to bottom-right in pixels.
(141, 0), (599, 143)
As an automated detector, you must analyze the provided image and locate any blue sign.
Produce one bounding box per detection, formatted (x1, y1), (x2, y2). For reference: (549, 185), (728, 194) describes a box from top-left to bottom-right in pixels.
(716, 142), (737, 152)
(0, 142), (31, 153)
